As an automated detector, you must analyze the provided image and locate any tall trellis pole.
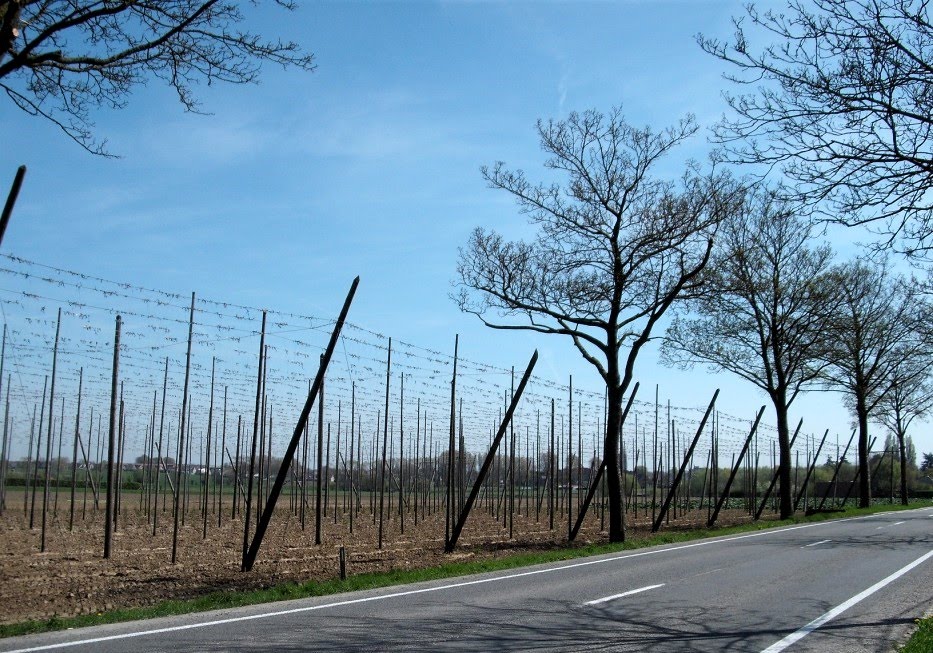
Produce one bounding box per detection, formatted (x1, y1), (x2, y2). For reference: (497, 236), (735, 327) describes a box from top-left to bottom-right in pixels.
(103, 315), (121, 559)
(171, 293), (196, 564)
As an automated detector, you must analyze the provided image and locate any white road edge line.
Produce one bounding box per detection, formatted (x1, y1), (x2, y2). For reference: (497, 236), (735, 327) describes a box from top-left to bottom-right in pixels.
(759, 548), (933, 653)
(584, 584), (664, 606)
(802, 539), (831, 548)
(5, 508), (925, 653)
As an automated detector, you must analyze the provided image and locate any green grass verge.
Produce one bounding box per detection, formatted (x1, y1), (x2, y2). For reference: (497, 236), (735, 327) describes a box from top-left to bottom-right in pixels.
(901, 616), (933, 652)
(0, 501), (924, 639)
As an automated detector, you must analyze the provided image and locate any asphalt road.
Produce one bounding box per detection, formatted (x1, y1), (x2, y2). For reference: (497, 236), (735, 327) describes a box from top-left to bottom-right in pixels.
(3, 507), (932, 652)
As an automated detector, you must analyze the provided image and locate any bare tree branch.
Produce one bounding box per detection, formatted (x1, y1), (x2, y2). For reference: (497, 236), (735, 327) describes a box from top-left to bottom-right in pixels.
(700, 0), (933, 258)
(0, 0), (315, 154)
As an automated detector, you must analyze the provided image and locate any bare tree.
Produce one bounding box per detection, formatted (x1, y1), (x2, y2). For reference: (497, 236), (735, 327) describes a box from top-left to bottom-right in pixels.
(454, 107), (736, 542)
(0, 0), (315, 155)
(875, 346), (932, 504)
(700, 0), (933, 257)
(819, 262), (917, 507)
(662, 187), (835, 519)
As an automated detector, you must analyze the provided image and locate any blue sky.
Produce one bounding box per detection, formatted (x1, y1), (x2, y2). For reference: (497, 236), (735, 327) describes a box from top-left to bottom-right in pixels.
(1, 0), (927, 462)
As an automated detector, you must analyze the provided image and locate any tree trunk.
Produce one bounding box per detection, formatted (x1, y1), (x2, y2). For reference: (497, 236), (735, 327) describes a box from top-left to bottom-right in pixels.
(773, 397), (793, 520)
(856, 392), (870, 508)
(604, 384), (624, 542)
(897, 428), (909, 506)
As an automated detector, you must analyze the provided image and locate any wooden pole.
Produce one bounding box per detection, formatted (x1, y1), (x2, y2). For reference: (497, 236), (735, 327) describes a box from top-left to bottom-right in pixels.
(509, 369), (515, 539)
(793, 429), (828, 512)
(29, 382), (46, 528)
(39, 308), (62, 553)
(114, 391), (125, 529)
(549, 398), (555, 531)
(152, 358), (169, 537)
(233, 415), (242, 519)
(708, 406), (765, 527)
(41, 309), (61, 551)
(653, 389), (719, 532)
(445, 334), (458, 549)
(413, 397), (419, 527)
(568, 384), (639, 542)
(567, 376), (572, 539)
(0, 165), (26, 247)
(0, 325), (6, 513)
(349, 382), (355, 533)
(445, 350), (537, 553)
(242, 277), (358, 571)
(68, 368), (83, 531)
(398, 377), (404, 534)
(818, 430), (856, 510)
(0, 380), (9, 516)
(315, 358), (325, 545)
(219, 386), (227, 528)
(754, 418), (803, 520)
(203, 357), (215, 539)
(171, 294), (195, 564)
(103, 315), (121, 559)
(378, 340), (391, 549)
(242, 312), (267, 567)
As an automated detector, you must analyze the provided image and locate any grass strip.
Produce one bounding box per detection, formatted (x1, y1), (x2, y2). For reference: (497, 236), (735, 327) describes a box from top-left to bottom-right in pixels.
(0, 501), (923, 639)
(901, 616), (933, 652)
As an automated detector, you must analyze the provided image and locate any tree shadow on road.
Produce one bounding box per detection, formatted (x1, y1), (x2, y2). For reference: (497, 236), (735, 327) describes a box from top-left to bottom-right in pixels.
(193, 592), (924, 652)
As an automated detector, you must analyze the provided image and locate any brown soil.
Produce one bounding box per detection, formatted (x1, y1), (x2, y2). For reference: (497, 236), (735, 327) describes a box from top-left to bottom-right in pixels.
(0, 490), (762, 625)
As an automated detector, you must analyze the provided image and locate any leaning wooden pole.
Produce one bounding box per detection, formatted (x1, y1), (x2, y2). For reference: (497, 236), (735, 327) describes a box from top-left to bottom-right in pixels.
(708, 405), (765, 528)
(793, 429), (829, 512)
(445, 350), (537, 554)
(817, 430), (857, 511)
(0, 165), (25, 247)
(568, 383), (639, 542)
(840, 436), (879, 507)
(242, 276), (359, 572)
(754, 418), (803, 520)
(103, 315), (121, 559)
(652, 389), (719, 532)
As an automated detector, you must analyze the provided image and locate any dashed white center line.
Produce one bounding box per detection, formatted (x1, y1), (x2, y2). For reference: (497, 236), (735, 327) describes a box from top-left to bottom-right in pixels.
(892, 521), (906, 526)
(802, 539), (831, 548)
(584, 584), (665, 606)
